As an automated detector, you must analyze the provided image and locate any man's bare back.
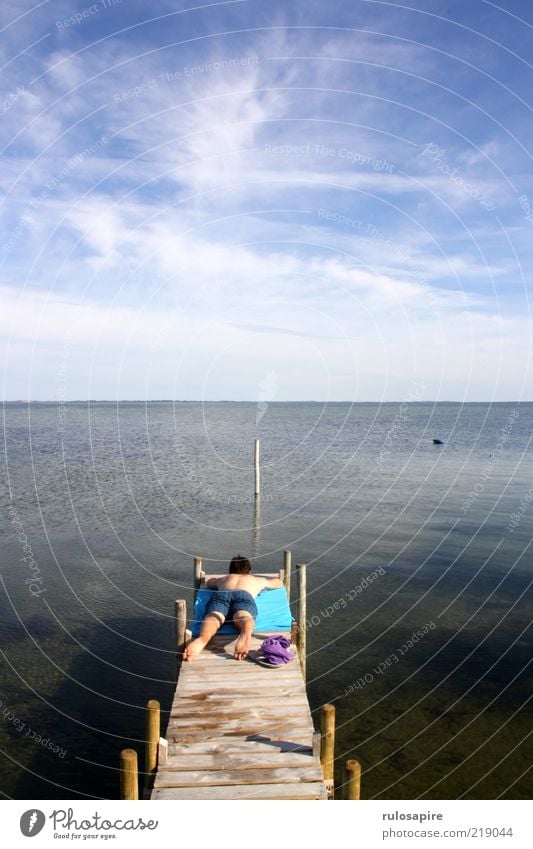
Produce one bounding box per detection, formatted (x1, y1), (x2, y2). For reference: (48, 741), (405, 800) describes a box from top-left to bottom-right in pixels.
(206, 574), (282, 597)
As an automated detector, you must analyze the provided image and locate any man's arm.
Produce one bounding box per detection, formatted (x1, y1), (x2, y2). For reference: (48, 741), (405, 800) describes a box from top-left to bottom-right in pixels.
(259, 577), (283, 590)
(206, 577), (219, 589)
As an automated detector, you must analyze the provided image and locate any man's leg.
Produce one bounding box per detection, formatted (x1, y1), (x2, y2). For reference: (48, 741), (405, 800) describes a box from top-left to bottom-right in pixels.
(183, 612), (224, 661)
(233, 610), (254, 660)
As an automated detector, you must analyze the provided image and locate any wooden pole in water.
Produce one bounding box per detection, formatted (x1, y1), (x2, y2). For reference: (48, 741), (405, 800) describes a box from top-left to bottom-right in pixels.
(120, 748), (139, 800)
(321, 704), (336, 799)
(254, 438), (260, 497)
(144, 699), (160, 791)
(283, 549), (292, 600)
(296, 562), (307, 682)
(176, 599), (187, 666)
(193, 556), (203, 603)
(344, 759), (361, 800)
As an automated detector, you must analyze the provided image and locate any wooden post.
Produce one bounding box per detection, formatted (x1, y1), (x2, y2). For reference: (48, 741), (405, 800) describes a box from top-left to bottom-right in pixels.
(120, 748), (139, 800)
(193, 556), (203, 603)
(252, 496), (261, 559)
(283, 549), (292, 600)
(254, 438), (260, 497)
(321, 704), (335, 800)
(344, 759), (361, 800)
(290, 620), (298, 645)
(145, 699), (160, 791)
(296, 562), (307, 682)
(176, 599), (187, 666)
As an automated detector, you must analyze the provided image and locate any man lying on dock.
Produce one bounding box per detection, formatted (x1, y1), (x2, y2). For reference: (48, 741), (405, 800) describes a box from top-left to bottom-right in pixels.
(183, 555), (283, 662)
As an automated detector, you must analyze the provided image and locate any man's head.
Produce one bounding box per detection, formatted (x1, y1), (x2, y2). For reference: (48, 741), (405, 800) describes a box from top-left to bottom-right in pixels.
(229, 555), (252, 574)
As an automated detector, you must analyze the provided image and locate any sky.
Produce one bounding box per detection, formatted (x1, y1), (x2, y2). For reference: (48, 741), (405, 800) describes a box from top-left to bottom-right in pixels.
(0, 0), (532, 401)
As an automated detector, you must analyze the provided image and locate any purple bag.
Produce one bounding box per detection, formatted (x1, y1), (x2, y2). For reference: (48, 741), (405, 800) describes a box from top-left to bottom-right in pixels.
(259, 634), (293, 666)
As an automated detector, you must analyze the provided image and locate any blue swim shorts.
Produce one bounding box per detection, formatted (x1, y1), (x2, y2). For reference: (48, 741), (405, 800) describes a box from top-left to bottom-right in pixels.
(205, 590), (258, 621)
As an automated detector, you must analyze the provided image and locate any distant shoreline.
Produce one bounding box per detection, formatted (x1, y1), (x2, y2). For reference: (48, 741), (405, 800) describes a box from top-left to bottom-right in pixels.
(3, 399), (531, 405)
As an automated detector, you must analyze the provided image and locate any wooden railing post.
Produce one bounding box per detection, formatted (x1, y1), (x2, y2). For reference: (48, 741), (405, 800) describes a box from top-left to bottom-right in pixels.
(283, 549), (292, 600)
(344, 759), (361, 800)
(296, 562), (307, 682)
(290, 620), (298, 645)
(176, 599), (187, 666)
(254, 438), (260, 497)
(321, 704), (335, 799)
(145, 699), (160, 792)
(193, 556), (203, 603)
(120, 748), (139, 800)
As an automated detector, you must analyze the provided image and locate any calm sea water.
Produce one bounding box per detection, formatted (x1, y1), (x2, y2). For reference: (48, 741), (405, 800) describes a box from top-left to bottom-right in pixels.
(0, 401), (531, 799)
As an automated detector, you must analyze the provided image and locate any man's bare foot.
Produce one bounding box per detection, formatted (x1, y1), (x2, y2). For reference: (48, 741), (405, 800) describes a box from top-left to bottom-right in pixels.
(234, 633), (251, 661)
(183, 638), (207, 662)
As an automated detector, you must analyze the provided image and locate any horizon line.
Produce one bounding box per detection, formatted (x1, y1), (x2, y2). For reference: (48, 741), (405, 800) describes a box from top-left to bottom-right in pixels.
(3, 399), (531, 405)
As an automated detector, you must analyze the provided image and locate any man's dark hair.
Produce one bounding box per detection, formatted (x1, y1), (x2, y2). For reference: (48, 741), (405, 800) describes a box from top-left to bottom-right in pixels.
(229, 555), (252, 574)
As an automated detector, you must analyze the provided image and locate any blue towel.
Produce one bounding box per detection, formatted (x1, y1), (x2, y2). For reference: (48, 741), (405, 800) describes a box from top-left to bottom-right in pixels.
(191, 587), (292, 636)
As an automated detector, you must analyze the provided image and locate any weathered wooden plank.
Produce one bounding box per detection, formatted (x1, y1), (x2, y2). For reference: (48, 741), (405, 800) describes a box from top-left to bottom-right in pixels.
(167, 719), (313, 733)
(165, 736), (314, 749)
(154, 764), (324, 788)
(179, 662), (300, 675)
(167, 740), (313, 756)
(177, 678), (302, 700)
(176, 672), (305, 693)
(166, 730), (314, 746)
(178, 666), (302, 681)
(168, 714), (311, 728)
(151, 782), (328, 800)
(166, 718), (314, 735)
(168, 706), (312, 724)
(177, 674), (300, 687)
(165, 727), (314, 743)
(172, 692), (309, 706)
(175, 685), (303, 698)
(183, 652), (295, 664)
(180, 659), (299, 672)
(162, 752), (317, 771)
(178, 666), (302, 679)
(172, 694), (307, 706)
(176, 682), (303, 697)
(169, 703), (309, 721)
(178, 669), (302, 690)
(177, 678), (304, 688)
(180, 659), (298, 672)
(180, 657), (300, 677)
(170, 702), (309, 718)
(180, 671), (301, 682)
(171, 701), (309, 714)
(178, 682), (302, 694)
(177, 676), (302, 689)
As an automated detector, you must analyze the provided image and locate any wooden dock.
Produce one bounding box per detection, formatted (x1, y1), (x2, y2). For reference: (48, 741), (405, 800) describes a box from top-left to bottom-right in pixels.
(119, 550), (362, 801)
(152, 629), (326, 800)
(154, 556), (326, 800)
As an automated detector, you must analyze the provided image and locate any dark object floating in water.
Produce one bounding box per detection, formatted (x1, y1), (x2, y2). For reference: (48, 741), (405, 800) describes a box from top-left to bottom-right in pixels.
(433, 438), (444, 445)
